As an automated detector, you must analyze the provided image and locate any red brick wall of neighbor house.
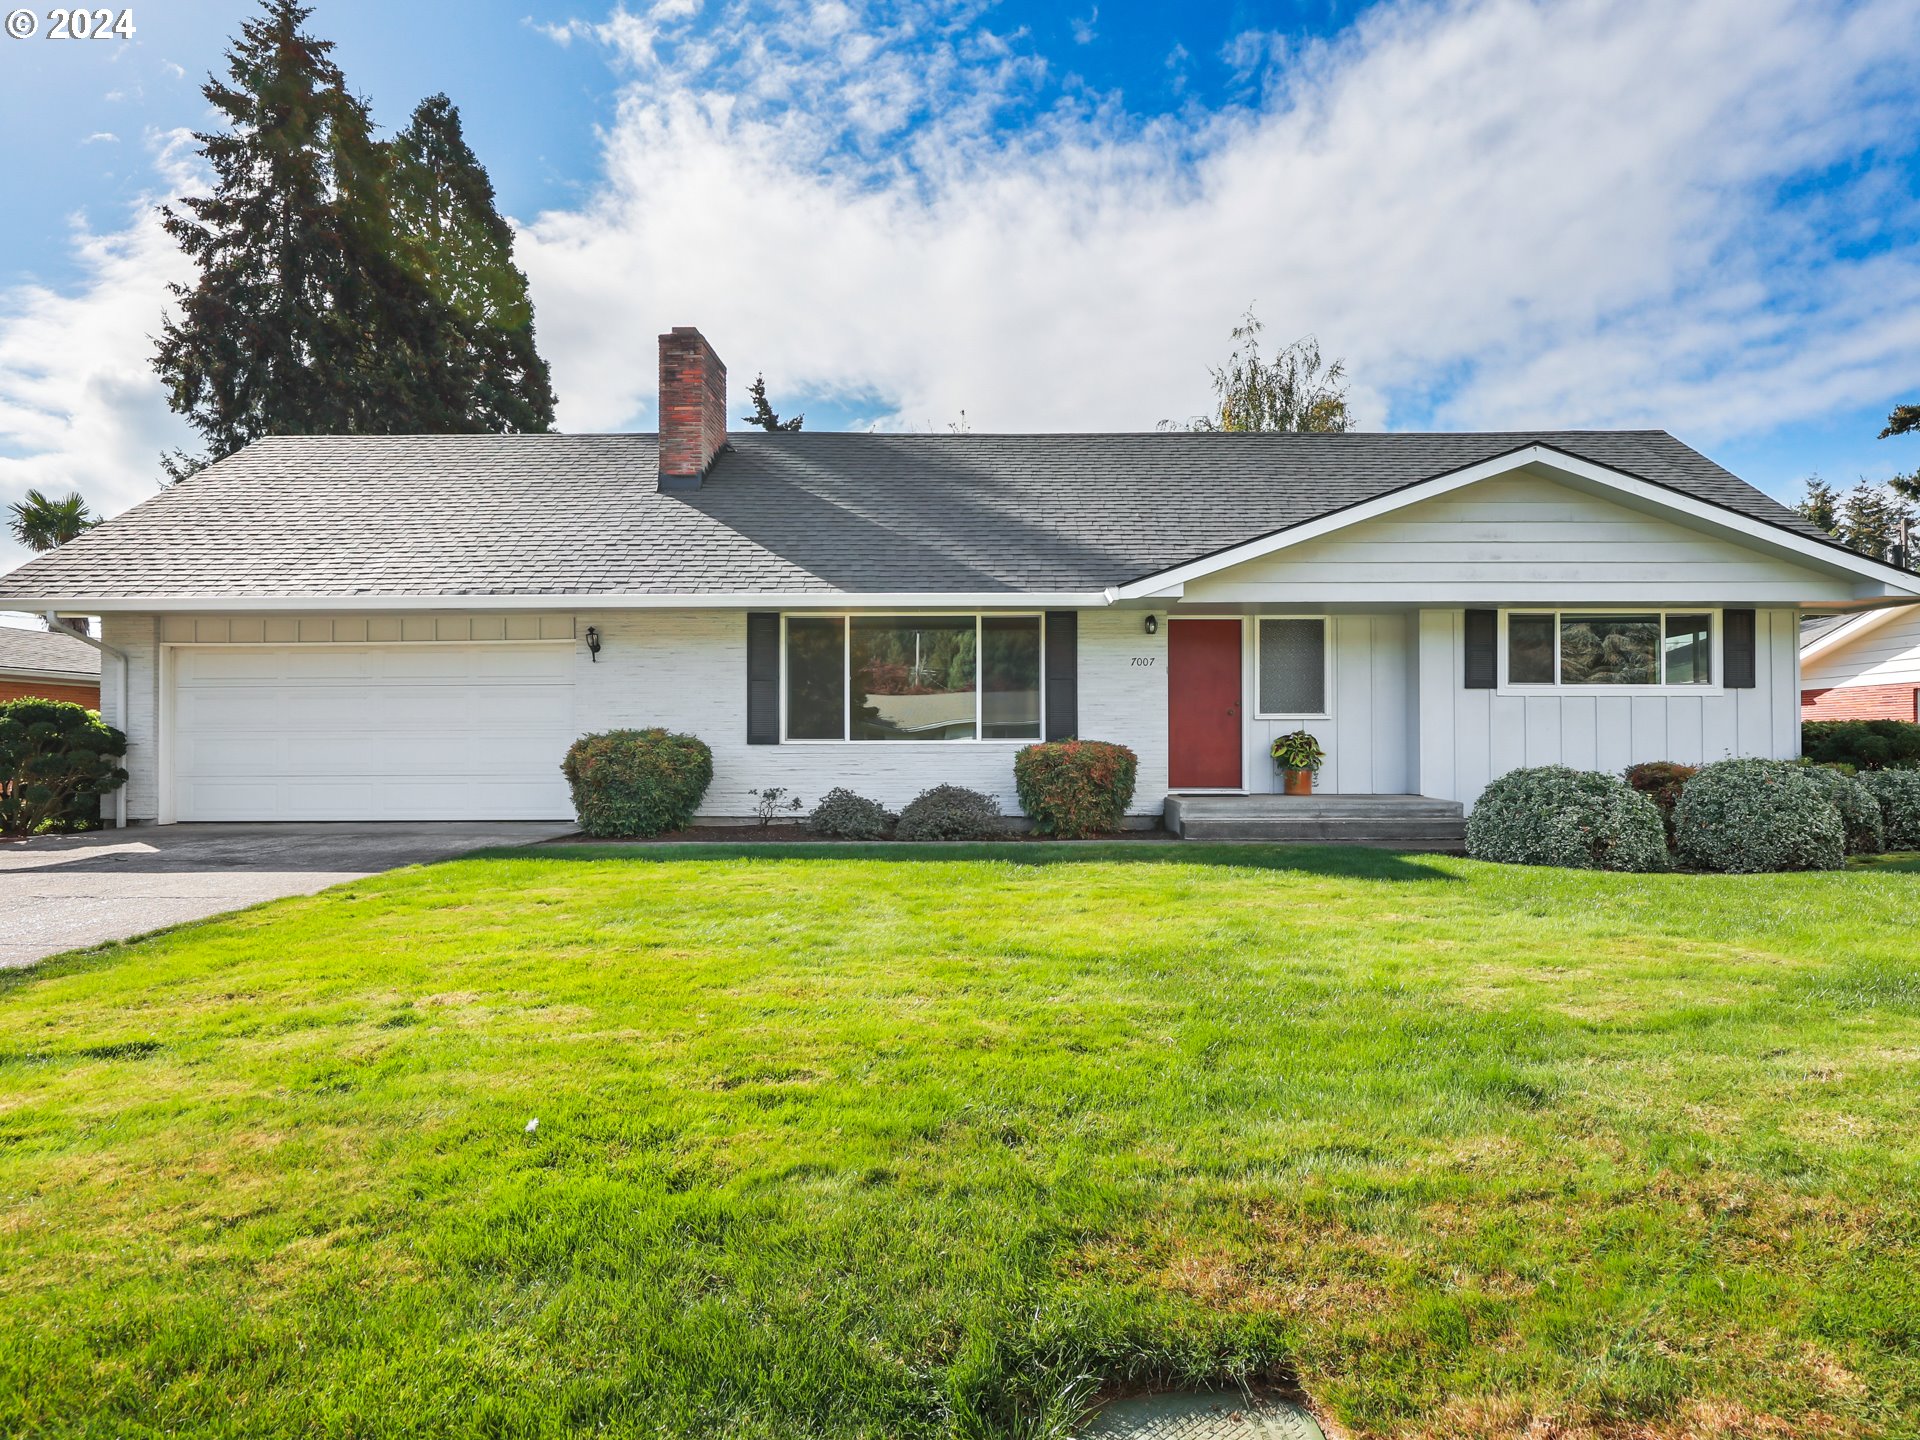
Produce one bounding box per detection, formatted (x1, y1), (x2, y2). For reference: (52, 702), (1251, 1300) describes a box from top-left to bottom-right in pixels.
(1801, 683), (1920, 722)
(0, 679), (101, 707)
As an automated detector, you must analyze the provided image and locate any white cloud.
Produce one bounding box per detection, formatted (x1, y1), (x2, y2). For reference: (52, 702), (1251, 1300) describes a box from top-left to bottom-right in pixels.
(0, 130), (196, 569)
(517, 0), (1920, 445)
(3, 0), (1919, 581)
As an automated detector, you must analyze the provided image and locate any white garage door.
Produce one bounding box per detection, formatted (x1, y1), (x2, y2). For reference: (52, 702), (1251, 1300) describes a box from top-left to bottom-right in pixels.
(172, 644), (577, 821)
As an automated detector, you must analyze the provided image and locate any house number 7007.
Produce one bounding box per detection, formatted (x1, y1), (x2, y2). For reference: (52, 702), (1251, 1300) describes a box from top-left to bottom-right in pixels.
(1130, 656), (1155, 667)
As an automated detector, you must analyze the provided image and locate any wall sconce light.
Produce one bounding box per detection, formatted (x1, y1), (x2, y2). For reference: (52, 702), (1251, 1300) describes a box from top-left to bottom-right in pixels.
(585, 625), (602, 662)
(1143, 614), (1159, 636)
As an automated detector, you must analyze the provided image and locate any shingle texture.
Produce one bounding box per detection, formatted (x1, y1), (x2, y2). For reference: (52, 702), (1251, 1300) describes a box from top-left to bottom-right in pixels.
(0, 625), (100, 677)
(0, 429), (1838, 600)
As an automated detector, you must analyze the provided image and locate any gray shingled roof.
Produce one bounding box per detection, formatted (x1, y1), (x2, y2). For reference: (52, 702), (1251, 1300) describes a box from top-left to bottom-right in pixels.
(0, 624), (100, 677)
(0, 429), (1842, 601)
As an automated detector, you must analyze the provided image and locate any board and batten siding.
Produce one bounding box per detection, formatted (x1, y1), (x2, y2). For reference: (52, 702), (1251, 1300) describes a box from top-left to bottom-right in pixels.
(1803, 607), (1920, 689)
(1240, 613), (1412, 795)
(1181, 471), (1861, 606)
(1413, 608), (1801, 806)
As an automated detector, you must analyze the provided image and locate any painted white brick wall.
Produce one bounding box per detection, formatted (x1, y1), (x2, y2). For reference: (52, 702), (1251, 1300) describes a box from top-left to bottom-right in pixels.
(574, 608), (1170, 818)
(99, 614), (159, 821)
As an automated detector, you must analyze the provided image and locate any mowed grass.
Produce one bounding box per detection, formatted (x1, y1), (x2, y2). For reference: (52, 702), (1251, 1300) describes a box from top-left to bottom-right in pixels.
(3, 845), (1919, 1440)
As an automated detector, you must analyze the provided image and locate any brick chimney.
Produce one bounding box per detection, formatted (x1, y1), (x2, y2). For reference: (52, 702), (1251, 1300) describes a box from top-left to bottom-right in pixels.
(657, 326), (728, 491)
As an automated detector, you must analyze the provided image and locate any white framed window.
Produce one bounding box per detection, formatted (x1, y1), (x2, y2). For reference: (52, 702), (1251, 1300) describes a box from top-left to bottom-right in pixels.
(1254, 616), (1332, 718)
(780, 613), (1044, 743)
(1498, 609), (1720, 692)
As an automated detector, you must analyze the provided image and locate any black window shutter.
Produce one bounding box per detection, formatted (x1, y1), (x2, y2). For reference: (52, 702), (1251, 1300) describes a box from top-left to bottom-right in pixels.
(1463, 609), (1497, 689)
(1723, 609), (1757, 689)
(746, 612), (780, 744)
(1044, 611), (1078, 741)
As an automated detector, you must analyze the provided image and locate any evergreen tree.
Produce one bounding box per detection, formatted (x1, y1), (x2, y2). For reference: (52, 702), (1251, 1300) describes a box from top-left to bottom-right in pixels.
(153, 3), (555, 470)
(388, 95), (555, 433)
(1836, 481), (1915, 563)
(153, 0), (409, 462)
(1795, 474), (1914, 565)
(1884, 399), (1919, 503)
(1795, 475), (1840, 534)
(741, 373), (802, 432)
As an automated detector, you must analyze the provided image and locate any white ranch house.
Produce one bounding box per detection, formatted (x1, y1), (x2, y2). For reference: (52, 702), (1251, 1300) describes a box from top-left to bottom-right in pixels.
(3, 327), (1915, 834)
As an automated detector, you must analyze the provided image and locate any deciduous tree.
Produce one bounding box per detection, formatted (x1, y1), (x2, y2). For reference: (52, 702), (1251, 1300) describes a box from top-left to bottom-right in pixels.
(1166, 308), (1353, 433)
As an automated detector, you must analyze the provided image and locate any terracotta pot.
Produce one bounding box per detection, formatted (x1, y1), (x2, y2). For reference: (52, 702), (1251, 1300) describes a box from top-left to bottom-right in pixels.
(1281, 768), (1314, 796)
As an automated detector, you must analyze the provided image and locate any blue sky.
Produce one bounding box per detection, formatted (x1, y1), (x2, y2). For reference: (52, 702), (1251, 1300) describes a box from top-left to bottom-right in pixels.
(1, 0), (1918, 574)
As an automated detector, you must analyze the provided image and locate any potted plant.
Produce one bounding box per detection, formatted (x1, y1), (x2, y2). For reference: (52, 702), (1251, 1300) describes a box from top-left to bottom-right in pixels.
(1270, 730), (1325, 796)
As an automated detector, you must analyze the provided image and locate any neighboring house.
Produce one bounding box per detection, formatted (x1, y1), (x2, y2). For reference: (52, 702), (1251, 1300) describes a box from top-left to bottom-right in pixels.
(1801, 607), (1920, 721)
(0, 326), (1915, 828)
(0, 624), (101, 707)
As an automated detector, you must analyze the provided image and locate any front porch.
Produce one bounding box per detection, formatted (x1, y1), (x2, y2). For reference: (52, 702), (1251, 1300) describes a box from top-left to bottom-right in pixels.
(1162, 792), (1467, 849)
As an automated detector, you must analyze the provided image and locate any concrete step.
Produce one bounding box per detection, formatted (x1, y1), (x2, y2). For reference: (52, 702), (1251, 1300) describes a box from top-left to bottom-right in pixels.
(1179, 821), (1466, 843)
(1164, 792), (1466, 848)
(1170, 795), (1464, 817)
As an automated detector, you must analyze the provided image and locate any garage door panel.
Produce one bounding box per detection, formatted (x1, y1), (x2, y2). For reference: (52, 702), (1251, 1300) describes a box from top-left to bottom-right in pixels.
(177, 735), (285, 775)
(178, 688), (380, 731)
(180, 648), (379, 684)
(469, 647), (574, 681)
(173, 643), (576, 821)
(479, 686), (580, 728)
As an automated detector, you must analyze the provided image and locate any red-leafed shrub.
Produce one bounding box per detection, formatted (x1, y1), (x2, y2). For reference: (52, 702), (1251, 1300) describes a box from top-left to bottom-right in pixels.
(1013, 740), (1139, 838)
(1624, 761), (1697, 850)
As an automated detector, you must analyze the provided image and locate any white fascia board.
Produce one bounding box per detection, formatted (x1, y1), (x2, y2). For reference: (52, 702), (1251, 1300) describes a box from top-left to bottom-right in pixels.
(1111, 444), (1920, 600)
(19, 590), (1117, 615)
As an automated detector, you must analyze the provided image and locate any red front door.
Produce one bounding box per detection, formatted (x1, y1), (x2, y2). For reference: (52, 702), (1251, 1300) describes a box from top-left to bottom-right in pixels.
(1168, 619), (1242, 789)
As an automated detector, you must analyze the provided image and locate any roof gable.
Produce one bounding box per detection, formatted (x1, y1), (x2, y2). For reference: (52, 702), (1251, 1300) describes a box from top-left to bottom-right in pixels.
(1118, 446), (1919, 601)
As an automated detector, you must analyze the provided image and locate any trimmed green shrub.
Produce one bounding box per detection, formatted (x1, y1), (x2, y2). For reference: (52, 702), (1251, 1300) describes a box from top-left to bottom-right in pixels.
(561, 729), (712, 837)
(1623, 761), (1697, 850)
(0, 699), (128, 837)
(1013, 740), (1139, 838)
(1674, 759), (1844, 873)
(895, 784), (1005, 842)
(806, 788), (895, 840)
(1798, 764), (1884, 855)
(1801, 719), (1920, 772)
(1465, 766), (1669, 872)
(1858, 769), (1920, 850)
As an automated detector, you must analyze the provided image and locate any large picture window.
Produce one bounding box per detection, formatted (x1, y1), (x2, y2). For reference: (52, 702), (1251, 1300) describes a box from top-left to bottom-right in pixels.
(1503, 610), (1716, 689)
(783, 614), (1043, 741)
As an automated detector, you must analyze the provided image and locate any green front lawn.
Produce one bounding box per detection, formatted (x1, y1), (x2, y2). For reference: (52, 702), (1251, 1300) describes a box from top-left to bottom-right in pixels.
(3, 845), (1919, 1438)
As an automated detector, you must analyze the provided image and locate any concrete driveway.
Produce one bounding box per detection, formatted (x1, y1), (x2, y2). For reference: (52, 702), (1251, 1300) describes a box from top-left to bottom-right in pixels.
(0, 821), (575, 969)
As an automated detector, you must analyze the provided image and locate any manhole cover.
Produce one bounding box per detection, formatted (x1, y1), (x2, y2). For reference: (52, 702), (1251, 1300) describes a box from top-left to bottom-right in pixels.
(1078, 1388), (1325, 1439)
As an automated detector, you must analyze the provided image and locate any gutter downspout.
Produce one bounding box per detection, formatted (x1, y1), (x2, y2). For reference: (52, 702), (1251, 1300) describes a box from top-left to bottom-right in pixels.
(43, 613), (128, 829)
